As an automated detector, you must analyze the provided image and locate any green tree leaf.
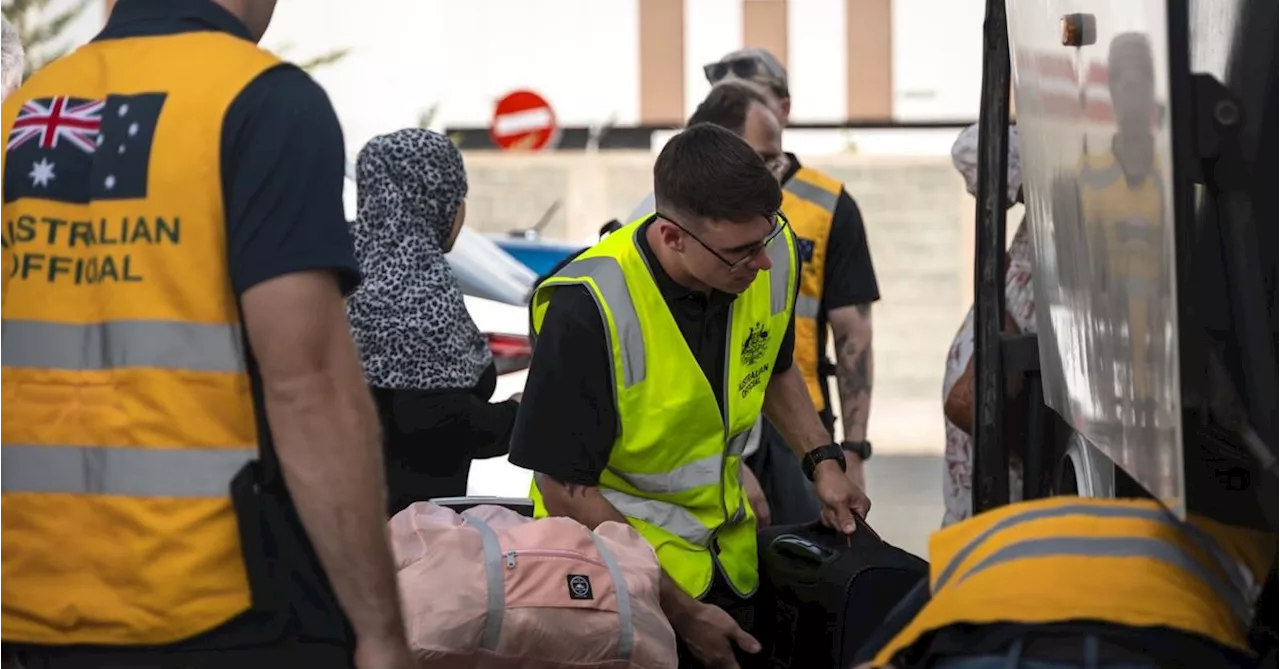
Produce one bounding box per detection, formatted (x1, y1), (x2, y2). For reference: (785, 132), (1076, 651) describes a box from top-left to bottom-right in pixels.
(293, 46), (350, 73)
(3, 0), (94, 77)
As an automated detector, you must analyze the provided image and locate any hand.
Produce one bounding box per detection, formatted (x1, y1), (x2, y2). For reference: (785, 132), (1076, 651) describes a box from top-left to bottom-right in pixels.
(508, 392), (523, 402)
(740, 466), (771, 527)
(813, 458), (871, 535)
(672, 601), (761, 669)
(354, 635), (416, 669)
(844, 453), (868, 505)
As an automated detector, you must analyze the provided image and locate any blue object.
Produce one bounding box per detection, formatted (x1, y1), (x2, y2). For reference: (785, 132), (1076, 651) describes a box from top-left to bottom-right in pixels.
(490, 235), (586, 277)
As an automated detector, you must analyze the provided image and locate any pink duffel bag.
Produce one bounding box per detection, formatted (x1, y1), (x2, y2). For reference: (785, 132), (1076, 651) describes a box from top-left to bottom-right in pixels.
(390, 501), (679, 669)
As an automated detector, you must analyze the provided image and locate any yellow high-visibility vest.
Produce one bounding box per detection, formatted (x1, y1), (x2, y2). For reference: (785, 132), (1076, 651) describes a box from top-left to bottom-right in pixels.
(1080, 152), (1166, 287)
(873, 496), (1275, 666)
(529, 216), (798, 598)
(781, 167), (843, 411)
(2, 32), (280, 645)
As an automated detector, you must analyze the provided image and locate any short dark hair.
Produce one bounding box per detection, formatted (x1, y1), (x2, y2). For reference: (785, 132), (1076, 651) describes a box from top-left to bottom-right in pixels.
(653, 123), (782, 224)
(686, 82), (769, 135)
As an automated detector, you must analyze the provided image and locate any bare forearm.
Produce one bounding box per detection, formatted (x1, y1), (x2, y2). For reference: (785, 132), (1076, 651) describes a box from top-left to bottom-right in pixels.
(833, 303), (875, 441)
(266, 374), (404, 642)
(537, 474), (630, 529)
(764, 366), (833, 459)
(945, 358), (977, 435)
(536, 475), (700, 621)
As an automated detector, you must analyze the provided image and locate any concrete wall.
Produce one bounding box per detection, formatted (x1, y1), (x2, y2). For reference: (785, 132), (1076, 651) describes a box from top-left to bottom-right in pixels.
(462, 151), (982, 454)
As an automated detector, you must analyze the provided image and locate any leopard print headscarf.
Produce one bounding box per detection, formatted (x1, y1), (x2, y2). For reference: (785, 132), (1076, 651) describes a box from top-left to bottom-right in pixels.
(347, 128), (491, 391)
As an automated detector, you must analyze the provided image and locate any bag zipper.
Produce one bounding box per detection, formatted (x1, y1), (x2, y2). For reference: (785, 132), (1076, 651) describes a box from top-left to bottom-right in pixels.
(503, 548), (605, 570)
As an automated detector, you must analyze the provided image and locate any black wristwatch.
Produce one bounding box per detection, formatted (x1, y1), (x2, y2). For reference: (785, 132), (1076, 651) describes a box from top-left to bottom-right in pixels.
(801, 443), (847, 482)
(842, 440), (873, 461)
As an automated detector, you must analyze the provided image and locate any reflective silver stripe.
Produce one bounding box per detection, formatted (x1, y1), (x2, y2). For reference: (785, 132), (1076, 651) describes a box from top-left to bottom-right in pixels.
(553, 256), (646, 387)
(729, 495), (748, 524)
(610, 453), (720, 495)
(627, 193), (657, 224)
(933, 503), (1171, 592)
(726, 430), (752, 458)
(740, 417), (764, 459)
(591, 532), (635, 660)
(610, 429), (752, 494)
(795, 294), (820, 319)
(1, 444), (253, 497)
(1080, 161), (1164, 213)
(1173, 518), (1255, 609)
(784, 178), (839, 212)
(955, 535), (1251, 625)
(933, 502), (1252, 623)
(2, 319), (246, 373)
(767, 231), (793, 316)
(463, 516), (506, 650)
(1081, 161), (1124, 190)
(601, 488), (714, 547)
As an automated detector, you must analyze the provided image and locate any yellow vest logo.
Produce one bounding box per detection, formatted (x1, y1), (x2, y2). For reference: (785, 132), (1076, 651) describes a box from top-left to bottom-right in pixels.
(738, 322), (772, 399)
(3, 92), (169, 285)
(740, 322), (770, 366)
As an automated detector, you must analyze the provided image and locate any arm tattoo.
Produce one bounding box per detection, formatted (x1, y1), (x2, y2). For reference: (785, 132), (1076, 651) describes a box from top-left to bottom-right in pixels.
(833, 304), (875, 440)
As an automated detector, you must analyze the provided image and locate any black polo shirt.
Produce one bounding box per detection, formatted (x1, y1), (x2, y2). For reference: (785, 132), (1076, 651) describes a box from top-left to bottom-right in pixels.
(779, 153), (880, 312)
(94, 0), (360, 297)
(508, 219), (800, 487)
(86, 0), (358, 650)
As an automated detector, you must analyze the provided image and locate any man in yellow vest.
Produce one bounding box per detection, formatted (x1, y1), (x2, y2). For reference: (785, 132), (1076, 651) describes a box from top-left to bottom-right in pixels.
(1, 1), (412, 667)
(707, 48), (880, 522)
(852, 495), (1275, 668)
(509, 124), (870, 669)
(625, 57), (880, 525)
(670, 80), (794, 527)
(1086, 33), (1168, 426)
(0, 19), (23, 669)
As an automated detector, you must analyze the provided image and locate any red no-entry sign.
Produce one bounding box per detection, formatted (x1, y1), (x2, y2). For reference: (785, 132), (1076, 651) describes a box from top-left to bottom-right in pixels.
(490, 90), (559, 151)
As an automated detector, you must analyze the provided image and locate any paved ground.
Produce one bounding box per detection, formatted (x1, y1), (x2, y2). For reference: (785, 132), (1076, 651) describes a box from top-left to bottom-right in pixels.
(859, 454), (946, 558)
(467, 453), (946, 559)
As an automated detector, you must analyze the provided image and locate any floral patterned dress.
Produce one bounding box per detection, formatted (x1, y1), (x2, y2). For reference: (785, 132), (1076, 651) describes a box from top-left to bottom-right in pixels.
(941, 218), (1037, 527)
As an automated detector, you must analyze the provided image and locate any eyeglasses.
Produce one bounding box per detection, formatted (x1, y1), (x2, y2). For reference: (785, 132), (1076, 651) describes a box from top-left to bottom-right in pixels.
(655, 211), (789, 272)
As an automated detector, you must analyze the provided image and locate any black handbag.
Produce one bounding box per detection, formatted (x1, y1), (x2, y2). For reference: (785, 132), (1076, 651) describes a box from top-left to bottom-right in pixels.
(755, 517), (929, 669)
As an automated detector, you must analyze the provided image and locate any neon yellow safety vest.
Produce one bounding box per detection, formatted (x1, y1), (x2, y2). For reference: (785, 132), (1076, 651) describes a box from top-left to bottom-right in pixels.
(872, 496), (1274, 666)
(529, 216), (798, 598)
(781, 167), (843, 411)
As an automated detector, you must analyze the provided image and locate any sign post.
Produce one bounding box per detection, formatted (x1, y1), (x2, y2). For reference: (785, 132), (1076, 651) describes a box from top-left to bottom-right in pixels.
(490, 90), (559, 151)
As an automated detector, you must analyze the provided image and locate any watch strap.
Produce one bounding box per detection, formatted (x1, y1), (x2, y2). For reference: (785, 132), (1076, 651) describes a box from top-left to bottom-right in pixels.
(801, 443), (846, 481)
(841, 440), (872, 461)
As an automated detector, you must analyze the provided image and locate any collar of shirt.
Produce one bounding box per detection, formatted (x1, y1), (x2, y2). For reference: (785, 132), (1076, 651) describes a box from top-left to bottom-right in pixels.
(780, 152), (802, 185)
(95, 0), (254, 42)
(636, 217), (736, 311)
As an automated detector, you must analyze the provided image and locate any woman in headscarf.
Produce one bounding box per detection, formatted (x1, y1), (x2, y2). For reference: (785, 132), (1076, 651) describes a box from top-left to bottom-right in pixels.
(348, 128), (519, 516)
(940, 123), (1035, 527)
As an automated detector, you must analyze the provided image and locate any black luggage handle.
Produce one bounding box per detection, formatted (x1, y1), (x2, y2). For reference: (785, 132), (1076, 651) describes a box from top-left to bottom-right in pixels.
(800, 512), (882, 542)
(768, 513), (882, 568)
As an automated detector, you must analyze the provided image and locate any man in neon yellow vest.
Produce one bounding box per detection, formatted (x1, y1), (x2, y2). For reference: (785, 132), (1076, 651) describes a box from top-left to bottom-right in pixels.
(509, 124), (870, 668)
(631, 49), (881, 526)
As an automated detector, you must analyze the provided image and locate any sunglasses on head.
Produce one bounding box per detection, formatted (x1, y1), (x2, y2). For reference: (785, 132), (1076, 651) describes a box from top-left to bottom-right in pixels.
(704, 57), (763, 85)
